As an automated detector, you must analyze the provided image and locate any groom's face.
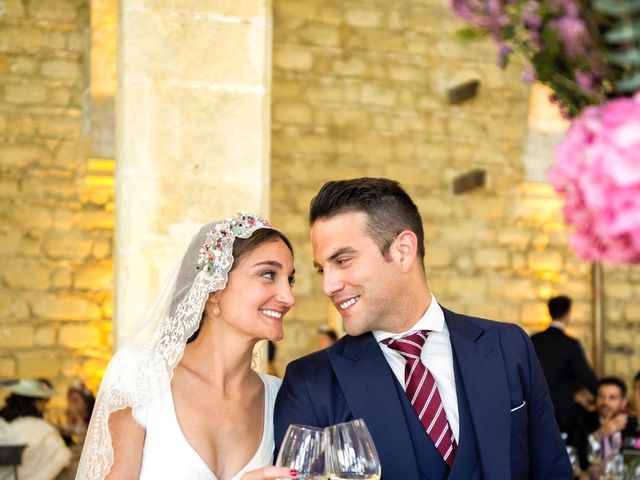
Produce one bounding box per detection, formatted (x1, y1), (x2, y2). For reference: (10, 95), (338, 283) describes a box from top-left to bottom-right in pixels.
(311, 211), (402, 336)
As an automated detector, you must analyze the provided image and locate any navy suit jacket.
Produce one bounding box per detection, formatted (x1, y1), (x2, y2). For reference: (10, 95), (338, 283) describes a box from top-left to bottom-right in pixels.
(275, 308), (572, 479)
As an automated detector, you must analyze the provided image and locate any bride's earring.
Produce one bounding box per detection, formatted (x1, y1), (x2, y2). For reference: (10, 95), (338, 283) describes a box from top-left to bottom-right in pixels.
(213, 303), (221, 316)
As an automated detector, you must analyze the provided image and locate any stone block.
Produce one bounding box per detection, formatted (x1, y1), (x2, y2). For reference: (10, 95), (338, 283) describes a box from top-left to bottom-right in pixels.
(299, 23), (340, 47)
(3, 259), (50, 290)
(0, 229), (21, 255)
(474, 248), (510, 269)
(607, 282), (634, 300)
(74, 262), (113, 291)
(16, 351), (61, 378)
(4, 84), (47, 104)
(41, 58), (81, 81)
(0, 325), (34, 348)
(466, 196), (507, 220)
(8, 56), (36, 75)
(345, 8), (383, 28)
(59, 324), (101, 348)
(489, 277), (538, 300)
(31, 294), (102, 321)
(497, 228), (530, 249)
(34, 327), (56, 346)
(528, 250), (564, 273)
(51, 268), (73, 289)
(62, 358), (81, 377)
(332, 57), (368, 77)
(36, 114), (81, 139)
(0, 144), (51, 168)
(26, 0), (78, 22)
(274, 0), (317, 20)
(273, 101), (312, 125)
(75, 210), (114, 230)
(48, 88), (72, 106)
(0, 27), (48, 49)
(67, 31), (86, 52)
(43, 230), (93, 260)
(424, 244), (452, 268)
(0, 357), (16, 377)
(274, 44), (313, 71)
(626, 304), (640, 321)
(521, 301), (548, 326)
(361, 83), (397, 107)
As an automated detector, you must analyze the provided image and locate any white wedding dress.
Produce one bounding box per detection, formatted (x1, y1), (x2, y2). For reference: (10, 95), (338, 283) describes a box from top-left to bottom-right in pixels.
(132, 370), (281, 480)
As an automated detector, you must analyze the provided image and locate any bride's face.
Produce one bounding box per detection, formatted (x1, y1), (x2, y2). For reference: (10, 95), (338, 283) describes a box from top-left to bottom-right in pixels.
(215, 238), (295, 341)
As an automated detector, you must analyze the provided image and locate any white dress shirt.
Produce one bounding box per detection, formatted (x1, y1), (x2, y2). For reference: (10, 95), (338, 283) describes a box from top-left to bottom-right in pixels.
(373, 294), (460, 442)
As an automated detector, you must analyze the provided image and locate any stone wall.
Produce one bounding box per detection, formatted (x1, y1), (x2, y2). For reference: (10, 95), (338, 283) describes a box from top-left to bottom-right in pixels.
(0, 0), (113, 408)
(269, 0), (639, 383)
(0, 0), (637, 403)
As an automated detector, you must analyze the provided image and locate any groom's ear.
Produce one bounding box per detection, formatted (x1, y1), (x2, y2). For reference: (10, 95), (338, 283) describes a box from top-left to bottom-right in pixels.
(392, 230), (418, 273)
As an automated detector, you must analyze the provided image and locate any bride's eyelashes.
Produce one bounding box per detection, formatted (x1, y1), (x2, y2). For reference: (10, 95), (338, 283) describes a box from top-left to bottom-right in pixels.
(260, 270), (276, 281)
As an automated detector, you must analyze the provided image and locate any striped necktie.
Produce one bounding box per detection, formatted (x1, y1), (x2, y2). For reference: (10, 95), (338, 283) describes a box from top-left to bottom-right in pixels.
(383, 330), (457, 468)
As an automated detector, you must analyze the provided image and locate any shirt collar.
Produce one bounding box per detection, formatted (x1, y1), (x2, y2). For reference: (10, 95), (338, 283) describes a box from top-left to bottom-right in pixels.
(550, 320), (566, 331)
(373, 294), (445, 344)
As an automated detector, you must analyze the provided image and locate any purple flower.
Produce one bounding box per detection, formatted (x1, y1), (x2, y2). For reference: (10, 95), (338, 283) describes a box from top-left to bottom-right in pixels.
(497, 44), (512, 68)
(550, 16), (590, 57)
(522, 1), (542, 30)
(575, 70), (595, 94)
(522, 66), (537, 84)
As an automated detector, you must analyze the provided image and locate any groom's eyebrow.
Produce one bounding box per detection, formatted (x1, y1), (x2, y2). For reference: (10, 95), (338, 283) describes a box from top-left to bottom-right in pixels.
(313, 247), (357, 271)
(327, 247), (357, 262)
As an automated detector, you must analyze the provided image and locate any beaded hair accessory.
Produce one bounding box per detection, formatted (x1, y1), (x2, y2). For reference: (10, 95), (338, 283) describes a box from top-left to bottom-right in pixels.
(196, 213), (270, 274)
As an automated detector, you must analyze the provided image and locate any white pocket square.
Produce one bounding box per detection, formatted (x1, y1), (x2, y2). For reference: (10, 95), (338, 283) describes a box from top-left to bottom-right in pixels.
(510, 400), (526, 412)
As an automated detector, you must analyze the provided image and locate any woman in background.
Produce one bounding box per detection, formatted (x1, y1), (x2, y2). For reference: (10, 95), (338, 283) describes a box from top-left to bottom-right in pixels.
(0, 379), (71, 480)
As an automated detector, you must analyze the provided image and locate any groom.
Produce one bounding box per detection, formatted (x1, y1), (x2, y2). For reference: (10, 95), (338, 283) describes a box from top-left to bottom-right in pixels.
(274, 178), (571, 479)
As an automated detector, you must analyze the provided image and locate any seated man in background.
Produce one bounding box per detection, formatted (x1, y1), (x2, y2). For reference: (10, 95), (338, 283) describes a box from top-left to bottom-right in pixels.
(578, 377), (639, 471)
(316, 325), (338, 350)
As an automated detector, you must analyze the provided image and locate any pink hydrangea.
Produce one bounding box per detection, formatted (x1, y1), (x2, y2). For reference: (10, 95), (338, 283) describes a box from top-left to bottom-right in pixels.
(548, 93), (640, 263)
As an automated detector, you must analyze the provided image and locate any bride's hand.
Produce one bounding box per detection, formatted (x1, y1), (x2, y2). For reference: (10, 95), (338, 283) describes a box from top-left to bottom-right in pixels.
(241, 466), (297, 479)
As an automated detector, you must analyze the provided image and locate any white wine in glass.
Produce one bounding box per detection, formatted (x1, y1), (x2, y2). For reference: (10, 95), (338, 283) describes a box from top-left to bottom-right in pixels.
(325, 419), (381, 480)
(276, 424), (327, 480)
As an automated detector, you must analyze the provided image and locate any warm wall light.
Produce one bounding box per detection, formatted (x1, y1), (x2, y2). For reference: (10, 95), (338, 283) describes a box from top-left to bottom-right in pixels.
(91, 0), (117, 99)
(527, 83), (569, 133)
(85, 158), (115, 187)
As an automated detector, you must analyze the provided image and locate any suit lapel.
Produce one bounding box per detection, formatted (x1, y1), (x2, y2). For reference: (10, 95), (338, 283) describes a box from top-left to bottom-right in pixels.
(445, 309), (511, 479)
(328, 333), (422, 480)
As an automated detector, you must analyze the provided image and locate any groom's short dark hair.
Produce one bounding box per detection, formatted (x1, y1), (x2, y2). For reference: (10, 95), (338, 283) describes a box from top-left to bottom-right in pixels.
(309, 177), (425, 262)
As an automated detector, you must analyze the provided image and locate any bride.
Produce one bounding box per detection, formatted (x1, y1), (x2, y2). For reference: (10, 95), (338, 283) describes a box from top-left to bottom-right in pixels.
(77, 214), (297, 480)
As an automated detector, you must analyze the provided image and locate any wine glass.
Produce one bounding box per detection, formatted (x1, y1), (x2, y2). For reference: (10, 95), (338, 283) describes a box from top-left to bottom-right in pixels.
(587, 436), (603, 466)
(325, 419), (381, 480)
(276, 424), (327, 479)
(565, 445), (581, 478)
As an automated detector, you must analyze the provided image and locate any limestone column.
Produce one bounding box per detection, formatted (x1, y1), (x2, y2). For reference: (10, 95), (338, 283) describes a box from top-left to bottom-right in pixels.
(115, 1), (272, 344)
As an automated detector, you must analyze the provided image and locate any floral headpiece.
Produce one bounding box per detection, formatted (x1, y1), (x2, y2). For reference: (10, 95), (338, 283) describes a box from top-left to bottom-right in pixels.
(196, 213), (270, 274)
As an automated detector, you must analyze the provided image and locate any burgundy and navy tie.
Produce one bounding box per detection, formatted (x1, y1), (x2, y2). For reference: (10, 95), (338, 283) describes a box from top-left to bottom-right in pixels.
(384, 330), (457, 467)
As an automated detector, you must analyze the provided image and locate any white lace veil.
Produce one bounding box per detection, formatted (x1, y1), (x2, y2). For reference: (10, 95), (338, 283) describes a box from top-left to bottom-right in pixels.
(76, 213), (272, 480)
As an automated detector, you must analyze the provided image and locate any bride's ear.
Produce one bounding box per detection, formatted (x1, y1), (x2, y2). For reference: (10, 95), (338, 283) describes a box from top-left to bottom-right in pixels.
(206, 293), (221, 316)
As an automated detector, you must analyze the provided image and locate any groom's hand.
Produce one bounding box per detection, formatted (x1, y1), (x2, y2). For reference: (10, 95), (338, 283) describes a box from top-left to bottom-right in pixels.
(241, 466), (297, 479)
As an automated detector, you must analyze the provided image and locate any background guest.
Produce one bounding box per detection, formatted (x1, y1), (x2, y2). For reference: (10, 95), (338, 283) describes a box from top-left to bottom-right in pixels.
(631, 371), (640, 417)
(0, 379), (71, 480)
(266, 340), (280, 377)
(316, 325), (338, 350)
(578, 377), (638, 473)
(531, 295), (598, 436)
